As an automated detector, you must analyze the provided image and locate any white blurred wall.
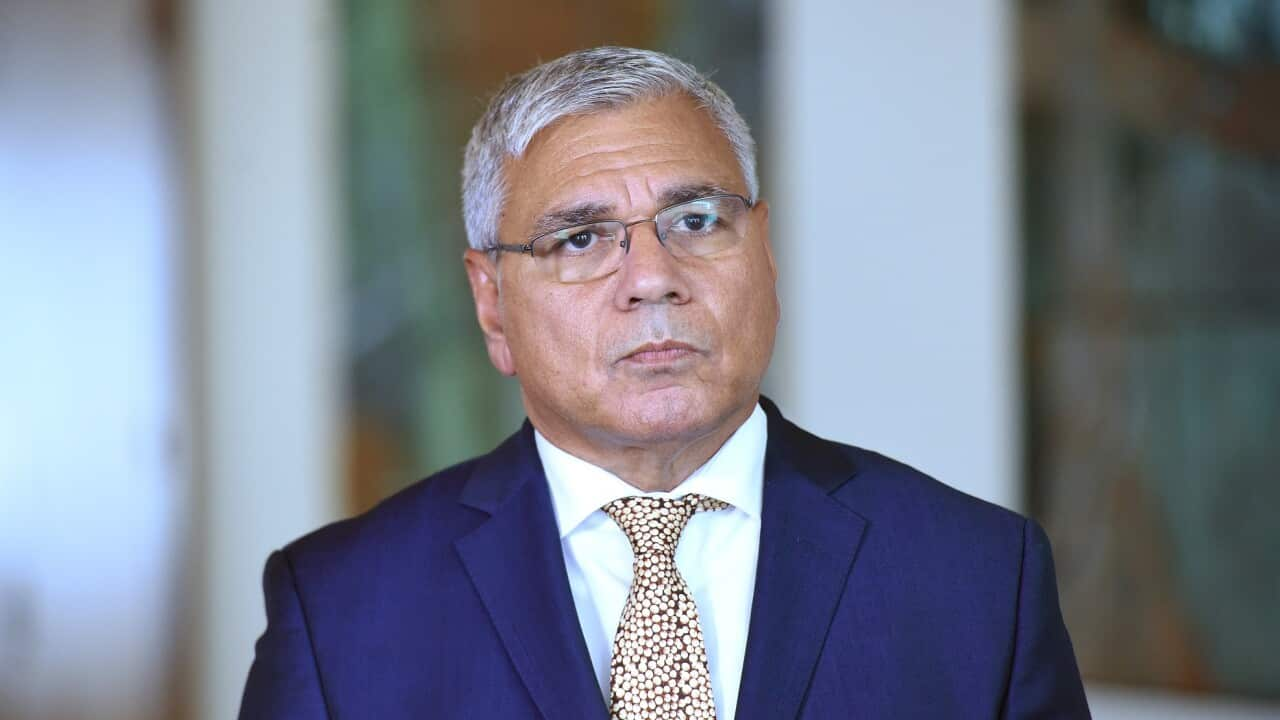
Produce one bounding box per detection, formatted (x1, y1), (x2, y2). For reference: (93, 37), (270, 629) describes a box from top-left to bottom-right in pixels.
(0, 1), (181, 718)
(0, 1), (345, 718)
(181, 2), (346, 720)
(767, 0), (1019, 511)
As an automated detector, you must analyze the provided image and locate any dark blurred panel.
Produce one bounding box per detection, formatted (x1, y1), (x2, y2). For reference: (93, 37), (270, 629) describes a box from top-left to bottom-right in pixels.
(1021, 0), (1280, 699)
(341, 0), (763, 510)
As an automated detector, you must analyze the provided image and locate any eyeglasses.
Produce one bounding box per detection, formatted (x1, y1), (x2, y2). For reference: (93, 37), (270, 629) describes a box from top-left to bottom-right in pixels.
(490, 194), (753, 283)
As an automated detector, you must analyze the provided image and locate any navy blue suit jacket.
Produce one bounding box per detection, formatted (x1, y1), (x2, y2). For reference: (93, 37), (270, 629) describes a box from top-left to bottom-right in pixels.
(240, 399), (1089, 718)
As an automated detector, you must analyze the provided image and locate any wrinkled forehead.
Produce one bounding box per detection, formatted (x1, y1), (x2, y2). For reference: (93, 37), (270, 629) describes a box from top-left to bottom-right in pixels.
(501, 94), (747, 228)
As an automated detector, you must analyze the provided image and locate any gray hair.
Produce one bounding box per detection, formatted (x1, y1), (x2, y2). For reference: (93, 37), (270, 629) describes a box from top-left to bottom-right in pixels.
(461, 46), (758, 251)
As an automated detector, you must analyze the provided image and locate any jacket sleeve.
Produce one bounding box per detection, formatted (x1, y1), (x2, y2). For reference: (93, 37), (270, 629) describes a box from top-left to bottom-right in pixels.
(239, 550), (331, 719)
(1001, 519), (1092, 719)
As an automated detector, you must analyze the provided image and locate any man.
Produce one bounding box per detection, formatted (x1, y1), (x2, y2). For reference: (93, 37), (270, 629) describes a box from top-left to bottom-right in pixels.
(240, 47), (1090, 719)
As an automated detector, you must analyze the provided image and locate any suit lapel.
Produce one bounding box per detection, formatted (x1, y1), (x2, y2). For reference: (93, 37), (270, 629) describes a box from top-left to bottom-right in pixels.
(735, 400), (868, 720)
(452, 401), (864, 720)
(454, 424), (607, 720)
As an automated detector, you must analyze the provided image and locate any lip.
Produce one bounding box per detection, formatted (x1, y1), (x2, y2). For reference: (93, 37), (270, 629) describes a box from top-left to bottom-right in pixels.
(619, 340), (701, 365)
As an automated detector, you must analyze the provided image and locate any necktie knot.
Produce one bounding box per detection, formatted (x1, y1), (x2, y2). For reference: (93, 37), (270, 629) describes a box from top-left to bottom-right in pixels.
(602, 494), (730, 558)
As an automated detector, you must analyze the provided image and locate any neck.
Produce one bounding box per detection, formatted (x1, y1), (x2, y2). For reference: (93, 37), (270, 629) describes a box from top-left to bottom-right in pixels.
(530, 399), (757, 492)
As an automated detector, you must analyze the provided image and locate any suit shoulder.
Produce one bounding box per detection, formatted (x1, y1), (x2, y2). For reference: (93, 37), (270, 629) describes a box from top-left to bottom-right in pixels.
(788, 436), (1034, 592)
(828, 439), (1027, 540)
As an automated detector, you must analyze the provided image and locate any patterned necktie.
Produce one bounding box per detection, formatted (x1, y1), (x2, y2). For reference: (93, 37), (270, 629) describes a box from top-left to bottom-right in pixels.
(601, 494), (730, 720)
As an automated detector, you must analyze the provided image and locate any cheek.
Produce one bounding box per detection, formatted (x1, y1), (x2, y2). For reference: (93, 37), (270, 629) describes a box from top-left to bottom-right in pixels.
(707, 259), (778, 362)
(504, 288), (604, 379)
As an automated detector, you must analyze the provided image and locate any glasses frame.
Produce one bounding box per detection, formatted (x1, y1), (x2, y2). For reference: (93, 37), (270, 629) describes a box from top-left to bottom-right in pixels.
(488, 193), (754, 281)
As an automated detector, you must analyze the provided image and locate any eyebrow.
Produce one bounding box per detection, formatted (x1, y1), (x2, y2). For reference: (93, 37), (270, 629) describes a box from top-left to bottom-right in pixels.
(527, 202), (615, 240)
(527, 182), (738, 240)
(656, 182), (735, 208)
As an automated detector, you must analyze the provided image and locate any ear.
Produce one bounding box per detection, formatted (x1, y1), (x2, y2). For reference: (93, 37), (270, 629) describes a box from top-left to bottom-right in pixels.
(463, 249), (516, 376)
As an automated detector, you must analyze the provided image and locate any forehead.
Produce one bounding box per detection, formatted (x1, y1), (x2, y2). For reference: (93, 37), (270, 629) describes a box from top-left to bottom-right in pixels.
(501, 94), (746, 228)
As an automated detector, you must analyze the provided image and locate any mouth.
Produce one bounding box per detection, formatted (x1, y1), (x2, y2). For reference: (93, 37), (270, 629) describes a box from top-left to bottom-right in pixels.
(619, 340), (701, 366)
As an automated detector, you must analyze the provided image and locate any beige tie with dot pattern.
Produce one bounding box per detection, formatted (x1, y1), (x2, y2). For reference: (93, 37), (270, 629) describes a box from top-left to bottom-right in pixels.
(601, 494), (730, 720)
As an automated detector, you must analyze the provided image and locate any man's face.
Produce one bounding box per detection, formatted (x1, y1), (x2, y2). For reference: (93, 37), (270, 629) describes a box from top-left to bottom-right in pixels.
(465, 93), (778, 450)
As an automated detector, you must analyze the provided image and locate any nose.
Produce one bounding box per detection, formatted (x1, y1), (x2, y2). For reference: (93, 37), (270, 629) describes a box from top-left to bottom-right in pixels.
(612, 220), (691, 310)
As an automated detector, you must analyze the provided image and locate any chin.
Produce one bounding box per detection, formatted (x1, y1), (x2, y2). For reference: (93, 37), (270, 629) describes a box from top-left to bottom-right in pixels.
(609, 385), (724, 443)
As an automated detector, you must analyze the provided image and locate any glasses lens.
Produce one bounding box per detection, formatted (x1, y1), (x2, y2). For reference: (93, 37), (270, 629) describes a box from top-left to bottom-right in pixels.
(531, 221), (625, 283)
(656, 195), (749, 257)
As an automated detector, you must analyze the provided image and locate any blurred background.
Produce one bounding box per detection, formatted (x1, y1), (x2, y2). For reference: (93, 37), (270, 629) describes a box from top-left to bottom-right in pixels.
(1, 0), (1277, 718)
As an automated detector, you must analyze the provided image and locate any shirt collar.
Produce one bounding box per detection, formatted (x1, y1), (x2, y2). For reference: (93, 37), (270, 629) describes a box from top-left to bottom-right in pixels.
(537, 403), (767, 539)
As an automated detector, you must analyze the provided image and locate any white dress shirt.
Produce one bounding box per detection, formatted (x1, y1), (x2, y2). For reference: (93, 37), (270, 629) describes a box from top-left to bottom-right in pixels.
(536, 404), (766, 720)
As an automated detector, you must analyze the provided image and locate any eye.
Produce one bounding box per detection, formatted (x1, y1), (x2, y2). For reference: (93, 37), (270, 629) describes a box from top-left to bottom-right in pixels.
(673, 211), (718, 233)
(563, 229), (597, 250)
(543, 223), (615, 258)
